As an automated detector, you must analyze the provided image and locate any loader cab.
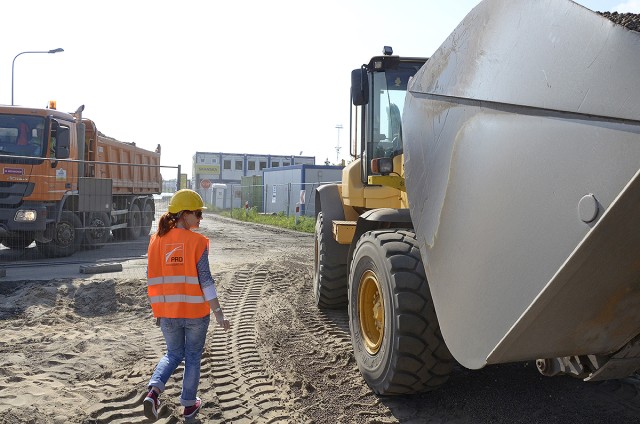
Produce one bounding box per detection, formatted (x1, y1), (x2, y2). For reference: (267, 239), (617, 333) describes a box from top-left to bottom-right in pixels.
(350, 48), (426, 185)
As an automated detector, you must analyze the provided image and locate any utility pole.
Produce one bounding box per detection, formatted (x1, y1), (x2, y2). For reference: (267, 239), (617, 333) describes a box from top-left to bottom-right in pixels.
(335, 124), (343, 164)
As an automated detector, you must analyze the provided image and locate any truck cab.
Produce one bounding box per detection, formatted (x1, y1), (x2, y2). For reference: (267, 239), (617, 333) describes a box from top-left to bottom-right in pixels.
(0, 106), (74, 251)
(0, 104), (160, 257)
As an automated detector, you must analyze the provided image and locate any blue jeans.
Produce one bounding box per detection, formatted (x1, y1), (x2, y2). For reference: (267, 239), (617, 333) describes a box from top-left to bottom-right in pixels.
(148, 315), (210, 406)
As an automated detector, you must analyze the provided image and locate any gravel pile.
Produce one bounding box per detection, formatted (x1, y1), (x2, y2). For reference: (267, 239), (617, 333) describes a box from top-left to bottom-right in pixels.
(598, 12), (640, 32)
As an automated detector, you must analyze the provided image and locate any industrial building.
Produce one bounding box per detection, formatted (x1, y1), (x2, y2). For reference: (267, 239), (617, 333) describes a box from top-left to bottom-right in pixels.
(191, 152), (316, 209)
(262, 164), (343, 217)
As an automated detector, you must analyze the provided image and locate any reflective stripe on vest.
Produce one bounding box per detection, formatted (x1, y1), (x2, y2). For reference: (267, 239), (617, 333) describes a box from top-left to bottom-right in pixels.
(148, 276), (200, 286)
(149, 294), (206, 304)
(147, 229), (211, 319)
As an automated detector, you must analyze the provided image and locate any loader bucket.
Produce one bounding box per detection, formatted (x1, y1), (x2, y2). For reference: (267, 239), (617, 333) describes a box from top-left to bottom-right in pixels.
(403, 0), (640, 370)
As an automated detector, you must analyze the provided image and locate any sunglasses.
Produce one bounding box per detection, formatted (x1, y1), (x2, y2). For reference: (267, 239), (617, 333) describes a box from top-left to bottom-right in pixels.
(187, 210), (203, 218)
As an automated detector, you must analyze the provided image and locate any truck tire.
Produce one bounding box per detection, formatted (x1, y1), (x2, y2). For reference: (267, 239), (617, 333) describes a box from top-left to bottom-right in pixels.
(83, 212), (111, 248)
(127, 203), (142, 239)
(314, 212), (348, 309)
(37, 211), (82, 258)
(113, 203), (142, 240)
(2, 234), (35, 249)
(349, 229), (454, 395)
(140, 202), (154, 237)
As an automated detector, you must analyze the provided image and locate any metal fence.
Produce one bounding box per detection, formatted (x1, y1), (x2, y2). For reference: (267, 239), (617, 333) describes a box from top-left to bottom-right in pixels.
(212, 181), (340, 218)
(0, 151), (340, 279)
(0, 153), (179, 278)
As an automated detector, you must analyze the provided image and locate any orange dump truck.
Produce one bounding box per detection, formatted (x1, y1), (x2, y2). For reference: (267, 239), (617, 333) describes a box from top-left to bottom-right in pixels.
(0, 104), (161, 257)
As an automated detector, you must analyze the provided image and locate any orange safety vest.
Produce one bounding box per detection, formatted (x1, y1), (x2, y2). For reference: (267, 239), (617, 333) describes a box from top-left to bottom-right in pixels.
(147, 228), (211, 318)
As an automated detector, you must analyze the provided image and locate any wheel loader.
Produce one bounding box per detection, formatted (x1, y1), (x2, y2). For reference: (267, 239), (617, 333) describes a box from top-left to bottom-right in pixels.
(314, 0), (640, 396)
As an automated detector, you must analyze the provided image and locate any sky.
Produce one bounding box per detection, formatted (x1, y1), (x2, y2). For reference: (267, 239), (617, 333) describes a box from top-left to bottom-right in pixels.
(2, 0), (639, 180)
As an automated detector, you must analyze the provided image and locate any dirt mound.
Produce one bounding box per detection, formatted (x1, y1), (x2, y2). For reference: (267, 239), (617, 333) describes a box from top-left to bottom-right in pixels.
(599, 11), (640, 32)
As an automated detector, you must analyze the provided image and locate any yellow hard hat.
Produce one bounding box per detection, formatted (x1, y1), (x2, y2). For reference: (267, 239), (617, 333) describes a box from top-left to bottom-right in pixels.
(168, 189), (207, 214)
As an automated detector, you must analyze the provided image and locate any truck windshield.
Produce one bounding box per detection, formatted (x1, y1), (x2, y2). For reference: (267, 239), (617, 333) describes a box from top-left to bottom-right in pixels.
(369, 61), (424, 162)
(0, 114), (46, 159)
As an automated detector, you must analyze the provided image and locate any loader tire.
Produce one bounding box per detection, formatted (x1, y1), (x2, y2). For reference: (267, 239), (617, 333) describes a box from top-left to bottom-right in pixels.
(37, 211), (82, 258)
(313, 212), (348, 309)
(349, 229), (454, 395)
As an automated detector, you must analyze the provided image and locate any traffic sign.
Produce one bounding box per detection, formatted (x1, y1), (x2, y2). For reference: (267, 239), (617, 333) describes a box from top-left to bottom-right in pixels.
(200, 179), (211, 189)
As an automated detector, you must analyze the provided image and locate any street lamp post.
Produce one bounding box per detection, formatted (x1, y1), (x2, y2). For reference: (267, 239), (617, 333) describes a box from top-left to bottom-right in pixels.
(11, 48), (64, 106)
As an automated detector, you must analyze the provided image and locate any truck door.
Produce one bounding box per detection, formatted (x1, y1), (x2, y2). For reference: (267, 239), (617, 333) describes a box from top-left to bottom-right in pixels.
(47, 119), (76, 198)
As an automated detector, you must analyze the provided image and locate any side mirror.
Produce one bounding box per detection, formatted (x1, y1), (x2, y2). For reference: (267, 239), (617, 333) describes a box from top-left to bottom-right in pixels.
(351, 68), (368, 106)
(55, 125), (70, 159)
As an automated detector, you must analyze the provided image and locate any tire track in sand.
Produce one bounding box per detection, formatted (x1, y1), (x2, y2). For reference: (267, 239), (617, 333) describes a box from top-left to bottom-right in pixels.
(86, 328), (177, 423)
(89, 264), (293, 423)
(204, 264), (296, 423)
(255, 259), (394, 423)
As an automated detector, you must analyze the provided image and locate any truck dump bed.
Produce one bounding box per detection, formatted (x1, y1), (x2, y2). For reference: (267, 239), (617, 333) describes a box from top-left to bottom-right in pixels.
(84, 119), (161, 195)
(403, 0), (640, 372)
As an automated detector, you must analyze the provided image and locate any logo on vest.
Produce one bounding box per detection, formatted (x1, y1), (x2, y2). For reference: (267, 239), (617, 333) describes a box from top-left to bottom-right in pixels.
(164, 243), (184, 265)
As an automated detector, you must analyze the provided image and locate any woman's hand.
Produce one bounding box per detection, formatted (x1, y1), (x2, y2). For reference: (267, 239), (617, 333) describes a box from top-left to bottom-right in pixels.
(214, 308), (231, 331)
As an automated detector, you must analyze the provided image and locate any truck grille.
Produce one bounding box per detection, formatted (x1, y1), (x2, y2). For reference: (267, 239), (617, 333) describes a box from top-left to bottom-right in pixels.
(0, 181), (34, 208)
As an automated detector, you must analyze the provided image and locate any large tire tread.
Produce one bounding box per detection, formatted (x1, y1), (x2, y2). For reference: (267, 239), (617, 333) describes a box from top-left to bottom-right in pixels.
(314, 212), (348, 309)
(350, 228), (454, 395)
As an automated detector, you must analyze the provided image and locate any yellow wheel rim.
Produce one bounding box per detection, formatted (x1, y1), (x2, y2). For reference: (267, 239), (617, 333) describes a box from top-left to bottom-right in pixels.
(358, 270), (384, 355)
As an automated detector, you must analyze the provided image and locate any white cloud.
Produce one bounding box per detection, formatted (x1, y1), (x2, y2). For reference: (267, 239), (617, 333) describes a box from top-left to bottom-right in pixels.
(614, 1), (640, 12)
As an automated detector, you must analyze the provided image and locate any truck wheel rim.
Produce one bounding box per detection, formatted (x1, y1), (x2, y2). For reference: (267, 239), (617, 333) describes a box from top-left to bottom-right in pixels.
(90, 216), (107, 238)
(358, 270), (384, 355)
(56, 223), (74, 247)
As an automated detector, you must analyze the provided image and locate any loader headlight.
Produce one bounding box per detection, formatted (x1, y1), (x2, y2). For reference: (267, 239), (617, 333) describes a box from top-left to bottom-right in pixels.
(15, 210), (37, 222)
(371, 157), (394, 175)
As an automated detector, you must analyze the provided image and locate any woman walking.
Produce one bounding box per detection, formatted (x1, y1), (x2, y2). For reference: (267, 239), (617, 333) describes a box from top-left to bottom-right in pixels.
(143, 189), (230, 421)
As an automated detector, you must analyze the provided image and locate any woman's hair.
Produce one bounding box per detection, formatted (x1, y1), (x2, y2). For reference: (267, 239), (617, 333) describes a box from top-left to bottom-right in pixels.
(156, 211), (180, 237)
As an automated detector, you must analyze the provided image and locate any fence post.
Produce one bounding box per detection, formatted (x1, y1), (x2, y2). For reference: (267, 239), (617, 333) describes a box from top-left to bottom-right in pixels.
(176, 164), (181, 191)
(287, 182), (291, 217)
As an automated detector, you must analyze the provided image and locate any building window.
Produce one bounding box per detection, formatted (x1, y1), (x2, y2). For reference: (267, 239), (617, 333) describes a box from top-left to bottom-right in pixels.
(260, 161), (267, 170)
(272, 161), (279, 167)
(248, 161), (256, 171)
(224, 160), (231, 170)
(200, 158), (205, 162)
(283, 162), (290, 167)
(235, 160), (243, 170)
